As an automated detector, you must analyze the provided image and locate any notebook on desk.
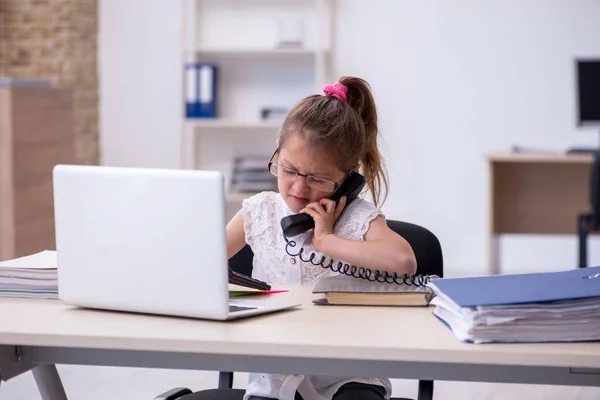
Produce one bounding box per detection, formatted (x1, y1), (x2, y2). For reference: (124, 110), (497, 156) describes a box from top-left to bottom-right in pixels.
(313, 275), (435, 306)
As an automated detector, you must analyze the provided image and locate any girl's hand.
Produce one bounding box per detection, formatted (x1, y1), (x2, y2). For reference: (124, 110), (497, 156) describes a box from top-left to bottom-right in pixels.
(300, 196), (347, 252)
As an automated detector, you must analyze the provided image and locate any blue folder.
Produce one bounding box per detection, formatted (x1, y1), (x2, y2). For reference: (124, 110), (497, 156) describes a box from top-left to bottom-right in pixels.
(430, 266), (600, 307)
(184, 63), (217, 118)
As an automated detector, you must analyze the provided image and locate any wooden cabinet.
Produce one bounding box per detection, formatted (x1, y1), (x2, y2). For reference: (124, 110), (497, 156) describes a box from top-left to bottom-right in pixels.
(0, 85), (74, 260)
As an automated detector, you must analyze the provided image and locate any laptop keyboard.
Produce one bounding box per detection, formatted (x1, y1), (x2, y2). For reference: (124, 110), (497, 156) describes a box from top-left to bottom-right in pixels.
(229, 304), (258, 313)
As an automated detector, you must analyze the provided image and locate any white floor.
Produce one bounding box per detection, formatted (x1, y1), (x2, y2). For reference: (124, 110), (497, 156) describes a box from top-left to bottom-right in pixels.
(1, 366), (600, 400)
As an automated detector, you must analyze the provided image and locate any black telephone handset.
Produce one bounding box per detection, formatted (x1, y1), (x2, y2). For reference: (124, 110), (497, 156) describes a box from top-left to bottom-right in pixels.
(280, 172), (366, 238)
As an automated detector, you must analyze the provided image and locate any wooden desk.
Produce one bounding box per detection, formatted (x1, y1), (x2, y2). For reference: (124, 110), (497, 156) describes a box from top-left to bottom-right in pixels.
(488, 153), (595, 275)
(1, 286), (600, 399)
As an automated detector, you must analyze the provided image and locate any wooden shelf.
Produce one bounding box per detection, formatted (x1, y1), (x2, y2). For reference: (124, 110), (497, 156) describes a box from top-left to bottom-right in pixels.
(186, 119), (282, 130)
(487, 152), (594, 164)
(194, 47), (322, 57)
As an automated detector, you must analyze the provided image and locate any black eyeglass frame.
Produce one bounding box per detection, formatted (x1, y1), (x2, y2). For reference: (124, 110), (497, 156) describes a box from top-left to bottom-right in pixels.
(267, 148), (351, 193)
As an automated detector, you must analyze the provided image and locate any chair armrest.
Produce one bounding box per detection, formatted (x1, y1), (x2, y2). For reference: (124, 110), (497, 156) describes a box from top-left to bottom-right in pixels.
(153, 387), (193, 400)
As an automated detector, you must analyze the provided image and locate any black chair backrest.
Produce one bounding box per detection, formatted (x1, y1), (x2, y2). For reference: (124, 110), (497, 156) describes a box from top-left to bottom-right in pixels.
(591, 150), (600, 228)
(228, 243), (254, 277)
(228, 219), (443, 278)
(386, 220), (444, 278)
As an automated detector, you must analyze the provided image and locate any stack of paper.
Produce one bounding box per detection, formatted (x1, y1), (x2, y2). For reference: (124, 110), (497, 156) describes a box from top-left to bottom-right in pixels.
(230, 155), (277, 192)
(0, 250), (58, 299)
(428, 266), (600, 344)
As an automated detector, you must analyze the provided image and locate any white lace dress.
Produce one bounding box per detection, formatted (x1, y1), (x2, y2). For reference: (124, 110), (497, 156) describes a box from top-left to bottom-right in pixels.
(241, 191), (393, 400)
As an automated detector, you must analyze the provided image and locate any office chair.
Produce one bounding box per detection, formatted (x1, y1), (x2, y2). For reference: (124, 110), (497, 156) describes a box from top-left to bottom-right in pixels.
(154, 219), (444, 400)
(578, 150), (600, 268)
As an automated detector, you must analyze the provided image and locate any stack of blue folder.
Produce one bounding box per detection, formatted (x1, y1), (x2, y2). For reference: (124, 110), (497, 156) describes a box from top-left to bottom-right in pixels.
(427, 266), (600, 343)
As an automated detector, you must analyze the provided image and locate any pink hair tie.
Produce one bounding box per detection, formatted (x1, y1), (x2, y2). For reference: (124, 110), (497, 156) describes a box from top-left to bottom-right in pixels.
(323, 82), (348, 103)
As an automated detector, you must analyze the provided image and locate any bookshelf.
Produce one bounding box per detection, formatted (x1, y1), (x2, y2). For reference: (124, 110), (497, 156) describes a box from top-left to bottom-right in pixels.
(181, 0), (334, 220)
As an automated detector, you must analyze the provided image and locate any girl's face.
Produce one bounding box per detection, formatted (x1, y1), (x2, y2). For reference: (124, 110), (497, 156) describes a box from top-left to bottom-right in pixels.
(273, 134), (348, 213)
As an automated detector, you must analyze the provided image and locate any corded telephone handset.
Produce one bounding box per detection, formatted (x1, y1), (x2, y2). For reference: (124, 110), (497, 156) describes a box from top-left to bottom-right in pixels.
(281, 172), (366, 237)
(280, 172), (433, 287)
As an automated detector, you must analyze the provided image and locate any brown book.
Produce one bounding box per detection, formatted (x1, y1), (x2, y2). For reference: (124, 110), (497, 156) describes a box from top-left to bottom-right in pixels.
(312, 275), (435, 307)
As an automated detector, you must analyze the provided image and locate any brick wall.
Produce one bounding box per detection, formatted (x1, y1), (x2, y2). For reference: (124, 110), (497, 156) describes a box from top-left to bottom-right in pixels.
(0, 0), (99, 165)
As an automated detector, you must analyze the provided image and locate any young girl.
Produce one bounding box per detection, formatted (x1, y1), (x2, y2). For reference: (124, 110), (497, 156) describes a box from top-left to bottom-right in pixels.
(226, 76), (417, 400)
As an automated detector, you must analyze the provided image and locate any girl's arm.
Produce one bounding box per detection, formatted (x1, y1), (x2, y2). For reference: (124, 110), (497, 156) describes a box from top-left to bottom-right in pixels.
(317, 215), (417, 275)
(226, 209), (247, 259)
(301, 199), (417, 275)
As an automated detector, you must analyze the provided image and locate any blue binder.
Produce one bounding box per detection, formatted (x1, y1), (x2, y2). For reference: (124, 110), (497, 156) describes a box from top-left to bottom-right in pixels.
(185, 63), (217, 118)
(430, 266), (600, 307)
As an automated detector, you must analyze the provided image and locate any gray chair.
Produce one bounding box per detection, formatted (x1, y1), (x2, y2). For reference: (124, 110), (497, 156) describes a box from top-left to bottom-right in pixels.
(154, 220), (444, 400)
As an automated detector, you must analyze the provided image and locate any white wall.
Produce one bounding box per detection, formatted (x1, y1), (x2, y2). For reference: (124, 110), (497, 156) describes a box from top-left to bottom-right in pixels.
(99, 0), (600, 276)
(334, 0), (600, 275)
(99, 0), (183, 169)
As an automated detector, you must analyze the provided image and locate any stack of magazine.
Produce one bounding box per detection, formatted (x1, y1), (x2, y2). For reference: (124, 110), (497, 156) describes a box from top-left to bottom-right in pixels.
(230, 155), (277, 193)
(0, 250), (58, 299)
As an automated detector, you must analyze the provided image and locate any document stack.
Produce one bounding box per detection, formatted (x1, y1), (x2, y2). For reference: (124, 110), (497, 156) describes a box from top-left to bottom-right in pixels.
(427, 266), (600, 344)
(230, 155), (277, 193)
(0, 250), (58, 299)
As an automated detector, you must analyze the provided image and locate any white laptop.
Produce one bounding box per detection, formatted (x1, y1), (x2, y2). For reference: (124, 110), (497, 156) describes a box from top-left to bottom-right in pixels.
(52, 164), (300, 320)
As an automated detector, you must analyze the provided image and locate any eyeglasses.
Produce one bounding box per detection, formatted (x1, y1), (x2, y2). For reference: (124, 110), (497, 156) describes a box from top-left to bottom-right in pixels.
(267, 149), (343, 193)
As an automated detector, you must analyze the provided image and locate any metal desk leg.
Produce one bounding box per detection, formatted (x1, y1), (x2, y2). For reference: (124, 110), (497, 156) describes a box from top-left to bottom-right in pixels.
(0, 345), (34, 382)
(32, 364), (68, 400)
(488, 235), (501, 275)
(578, 215), (591, 269)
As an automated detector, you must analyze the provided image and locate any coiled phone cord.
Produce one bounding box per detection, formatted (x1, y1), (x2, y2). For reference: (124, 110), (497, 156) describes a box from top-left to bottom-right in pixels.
(283, 236), (435, 287)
